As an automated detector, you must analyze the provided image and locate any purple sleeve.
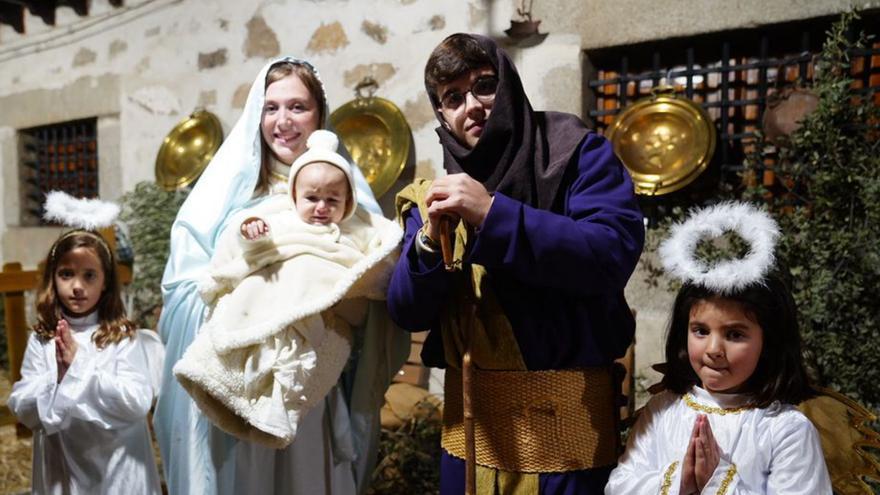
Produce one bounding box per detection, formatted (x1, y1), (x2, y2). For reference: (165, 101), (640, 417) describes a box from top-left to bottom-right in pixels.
(386, 209), (453, 331)
(468, 133), (644, 294)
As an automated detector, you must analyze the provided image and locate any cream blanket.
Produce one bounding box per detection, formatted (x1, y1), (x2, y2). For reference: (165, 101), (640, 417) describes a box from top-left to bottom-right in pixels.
(173, 195), (402, 448)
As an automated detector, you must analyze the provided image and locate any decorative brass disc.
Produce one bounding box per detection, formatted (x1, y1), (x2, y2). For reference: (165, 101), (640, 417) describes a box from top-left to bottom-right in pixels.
(330, 97), (411, 199)
(607, 90), (716, 196)
(155, 110), (223, 191)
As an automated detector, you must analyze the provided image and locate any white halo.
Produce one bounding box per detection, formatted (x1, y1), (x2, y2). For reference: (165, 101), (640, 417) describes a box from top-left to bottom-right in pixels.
(43, 190), (120, 230)
(659, 202), (780, 293)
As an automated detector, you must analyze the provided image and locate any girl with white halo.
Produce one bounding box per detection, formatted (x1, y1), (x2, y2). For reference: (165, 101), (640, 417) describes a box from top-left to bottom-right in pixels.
(605, 202), (831, 494)
(154, 56), (407, 495)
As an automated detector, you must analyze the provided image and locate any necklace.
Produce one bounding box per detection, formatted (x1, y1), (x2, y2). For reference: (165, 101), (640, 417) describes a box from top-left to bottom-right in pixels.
(682, 393), (754, 416)
(270, 169), (288, 183)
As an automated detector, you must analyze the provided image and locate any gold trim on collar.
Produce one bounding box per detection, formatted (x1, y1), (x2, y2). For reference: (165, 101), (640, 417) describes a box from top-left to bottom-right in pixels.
(683, 394), (753, 416)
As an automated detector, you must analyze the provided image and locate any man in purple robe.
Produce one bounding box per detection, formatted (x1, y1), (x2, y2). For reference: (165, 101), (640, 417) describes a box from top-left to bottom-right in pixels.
(387, 33), (645, 495)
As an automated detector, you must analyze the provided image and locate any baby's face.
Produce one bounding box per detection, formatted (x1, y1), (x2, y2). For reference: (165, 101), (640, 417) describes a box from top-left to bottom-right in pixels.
(293, 162), (349, 225)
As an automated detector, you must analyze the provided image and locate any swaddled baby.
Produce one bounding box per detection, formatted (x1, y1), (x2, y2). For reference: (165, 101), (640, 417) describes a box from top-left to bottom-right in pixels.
(174, 130), (402, 448)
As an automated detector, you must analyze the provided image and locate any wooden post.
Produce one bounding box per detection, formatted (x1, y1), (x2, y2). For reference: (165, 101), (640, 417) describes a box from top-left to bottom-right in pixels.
(438, 218), (476, 493)
(1, 262), (37, 432)
(2, 263), (32, 385)
(462, 333), (476, 495)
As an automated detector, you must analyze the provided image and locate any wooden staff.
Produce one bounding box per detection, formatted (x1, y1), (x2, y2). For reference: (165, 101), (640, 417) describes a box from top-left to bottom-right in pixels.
(439, 217), (455, 272)
(462, 329), (476, 495)
(438, 217), (476, 494)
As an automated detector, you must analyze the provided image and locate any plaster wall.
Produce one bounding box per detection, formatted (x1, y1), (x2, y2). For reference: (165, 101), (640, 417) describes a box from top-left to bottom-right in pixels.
(0, 0), (520, 267)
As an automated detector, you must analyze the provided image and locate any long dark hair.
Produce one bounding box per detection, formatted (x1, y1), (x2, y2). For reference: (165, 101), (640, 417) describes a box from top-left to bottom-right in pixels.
(662, 269), (813, 407)
(34, 231), (134, 349)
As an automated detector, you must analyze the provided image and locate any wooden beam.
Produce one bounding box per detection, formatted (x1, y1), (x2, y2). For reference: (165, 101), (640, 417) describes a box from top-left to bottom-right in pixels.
(58, 0), (88, 17)
(3, 264), (29, 386)
(0, 3), (24, 33)
(0, 266), (39, 293)
(18, 0), (56, 26)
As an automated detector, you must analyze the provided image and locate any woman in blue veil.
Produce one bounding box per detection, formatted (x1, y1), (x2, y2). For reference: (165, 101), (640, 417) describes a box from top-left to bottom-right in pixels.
(153, 56), (408, 494)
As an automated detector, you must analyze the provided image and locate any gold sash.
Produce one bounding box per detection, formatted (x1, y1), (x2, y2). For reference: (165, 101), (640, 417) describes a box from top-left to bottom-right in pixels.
(441, 367), (618, 473)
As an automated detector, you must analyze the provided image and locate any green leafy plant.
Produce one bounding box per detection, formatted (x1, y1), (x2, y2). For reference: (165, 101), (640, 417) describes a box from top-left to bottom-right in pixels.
(638, 12), (880, 413)
(742, 11), (880, 410)
(118, 182), (188, 329)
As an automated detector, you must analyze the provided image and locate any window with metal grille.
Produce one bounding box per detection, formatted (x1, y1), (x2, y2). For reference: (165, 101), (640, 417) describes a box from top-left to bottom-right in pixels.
(585, 14), (880, 222)
(18, 118), (99, 225)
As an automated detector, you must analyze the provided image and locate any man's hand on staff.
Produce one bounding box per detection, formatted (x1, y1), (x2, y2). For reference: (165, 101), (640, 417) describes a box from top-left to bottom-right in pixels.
(424, 173), (494, 242)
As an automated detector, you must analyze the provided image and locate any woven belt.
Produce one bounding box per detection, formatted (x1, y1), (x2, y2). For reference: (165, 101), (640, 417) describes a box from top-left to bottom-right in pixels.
(441, 367), (618, 473)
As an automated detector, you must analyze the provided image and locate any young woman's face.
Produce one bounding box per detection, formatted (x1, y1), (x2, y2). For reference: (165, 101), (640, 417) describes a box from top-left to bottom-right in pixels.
(293, 162), (349, 225)
(262, 74), (320, 165)
(436, 65), (497, 149)
(687, 297), (764, 394)
(54, 246), (106, 317)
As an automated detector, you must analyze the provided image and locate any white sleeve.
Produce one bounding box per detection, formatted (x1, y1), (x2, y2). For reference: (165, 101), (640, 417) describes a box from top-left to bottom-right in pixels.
(136, 329), (166, 396)
(698, 456), (750, 494)
(763, 412), (832, 495)
(46, 336), (156, 433)
(698, 411), (830, 495)
(7, 334), (56, 431)
(606, 394), (684, 495)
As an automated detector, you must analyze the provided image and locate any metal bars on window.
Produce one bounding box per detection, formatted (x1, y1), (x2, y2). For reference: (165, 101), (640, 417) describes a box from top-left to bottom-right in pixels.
(586, 18), (880, 187)
(19, 118), (99, 225)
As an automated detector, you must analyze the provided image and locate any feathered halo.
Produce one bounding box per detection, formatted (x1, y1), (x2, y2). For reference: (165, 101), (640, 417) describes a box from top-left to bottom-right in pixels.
(43, 190), (120, 230)
(659, 202), (780, 294)
(43, 191), (120, 261)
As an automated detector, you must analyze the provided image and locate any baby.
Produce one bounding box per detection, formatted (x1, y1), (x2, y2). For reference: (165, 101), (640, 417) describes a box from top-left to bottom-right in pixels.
(240, 132), (356, 237)
(174, 130), (403, 448)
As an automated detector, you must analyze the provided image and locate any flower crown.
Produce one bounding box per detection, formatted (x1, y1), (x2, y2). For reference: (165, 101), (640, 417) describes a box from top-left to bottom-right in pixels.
(659, 202), (780, 294)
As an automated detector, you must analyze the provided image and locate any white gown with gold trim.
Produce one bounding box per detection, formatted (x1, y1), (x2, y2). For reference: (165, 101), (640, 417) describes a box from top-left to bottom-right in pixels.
(605, 386), (832, 494)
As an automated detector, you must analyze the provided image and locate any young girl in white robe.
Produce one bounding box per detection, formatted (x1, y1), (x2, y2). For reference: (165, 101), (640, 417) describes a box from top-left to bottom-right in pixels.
(8, 203), (164, 495)
(606, 203), (832, 495)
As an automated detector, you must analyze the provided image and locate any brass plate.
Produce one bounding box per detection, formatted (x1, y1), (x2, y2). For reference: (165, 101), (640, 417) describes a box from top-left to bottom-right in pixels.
(608, 93), (716, 196)
(330, 97), (411, 199)
(155, 110), (223, 191)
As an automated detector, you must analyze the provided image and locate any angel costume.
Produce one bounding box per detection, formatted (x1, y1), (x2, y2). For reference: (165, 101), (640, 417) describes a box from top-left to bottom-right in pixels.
(605, 386), (832, 494)
(174, 185), (402, 448)
(153, 56), (408, 495)
(8, 312), (164, 495)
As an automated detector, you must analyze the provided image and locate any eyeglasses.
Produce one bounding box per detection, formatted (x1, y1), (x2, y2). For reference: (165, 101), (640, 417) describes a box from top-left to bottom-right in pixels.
(439, 76), (498, 111)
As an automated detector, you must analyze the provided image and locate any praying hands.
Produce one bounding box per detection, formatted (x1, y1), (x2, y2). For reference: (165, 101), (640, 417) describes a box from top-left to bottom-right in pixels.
(680, 414), (720, 494)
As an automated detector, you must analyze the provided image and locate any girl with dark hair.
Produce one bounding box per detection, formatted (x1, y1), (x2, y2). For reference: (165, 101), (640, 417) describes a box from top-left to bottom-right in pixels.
(606, 203), (831, 494)
(9, 193), (164, 495)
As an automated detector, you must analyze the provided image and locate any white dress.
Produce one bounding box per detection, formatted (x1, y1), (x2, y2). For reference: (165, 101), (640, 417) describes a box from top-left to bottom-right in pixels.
(605, 386), (832, 495)
(7, 312), (164, 495)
